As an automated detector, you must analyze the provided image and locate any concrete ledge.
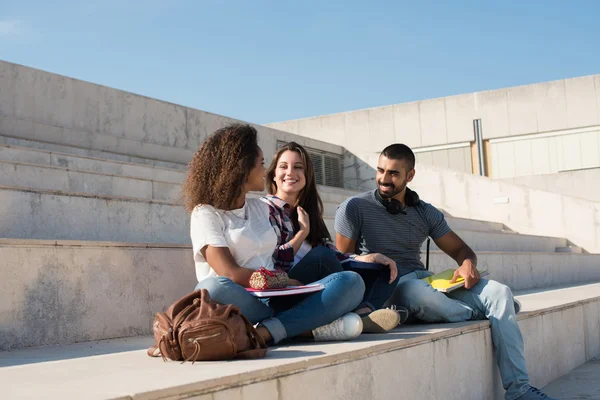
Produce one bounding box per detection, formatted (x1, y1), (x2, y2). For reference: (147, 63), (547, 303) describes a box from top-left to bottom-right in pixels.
(426, 229), (566, 253)
(2, 239), (600, 350)
(1, 284), (599, 400)
(0, 134), (188, 170)
(0, 143), (186, 183)
(0, 240), (196, 350)
(0, 115), (196, 164)
(0, 160), (182, 202)
(0, 185), (187, 243)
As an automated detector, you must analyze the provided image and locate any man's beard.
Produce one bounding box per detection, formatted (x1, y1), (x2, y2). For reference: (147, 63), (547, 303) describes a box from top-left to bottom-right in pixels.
(377, 179), (407, 199)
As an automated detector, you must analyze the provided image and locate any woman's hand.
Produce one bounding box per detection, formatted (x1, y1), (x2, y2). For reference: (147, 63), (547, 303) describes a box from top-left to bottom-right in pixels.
(354, 253), (398, 283)
(297, 206), (310, 234)
(288, 278), (304, 287)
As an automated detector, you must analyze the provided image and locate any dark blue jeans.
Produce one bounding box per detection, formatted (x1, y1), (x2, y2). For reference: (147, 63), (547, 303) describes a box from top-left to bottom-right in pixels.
(288, 246), (399, 312)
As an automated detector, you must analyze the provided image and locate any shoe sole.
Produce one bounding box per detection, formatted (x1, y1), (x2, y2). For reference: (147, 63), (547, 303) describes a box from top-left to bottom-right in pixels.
(514, 298), (522, 315)
(361, 309), (401, 333)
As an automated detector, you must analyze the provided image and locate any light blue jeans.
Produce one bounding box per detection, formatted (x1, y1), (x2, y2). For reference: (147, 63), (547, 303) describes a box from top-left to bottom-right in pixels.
(386, 270), (530, 400)
(195, 271), (365, 344)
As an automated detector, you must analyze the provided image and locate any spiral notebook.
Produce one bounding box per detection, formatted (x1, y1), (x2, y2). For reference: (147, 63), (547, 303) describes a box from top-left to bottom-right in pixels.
(246, 283), (325, 298)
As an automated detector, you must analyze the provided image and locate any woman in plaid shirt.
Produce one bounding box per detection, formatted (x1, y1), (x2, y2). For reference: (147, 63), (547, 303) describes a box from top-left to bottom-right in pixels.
(261, 142), (407, 333)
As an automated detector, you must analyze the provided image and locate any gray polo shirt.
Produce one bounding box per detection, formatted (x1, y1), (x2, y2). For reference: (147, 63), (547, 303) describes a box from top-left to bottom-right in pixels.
(335, 190), (451, 277)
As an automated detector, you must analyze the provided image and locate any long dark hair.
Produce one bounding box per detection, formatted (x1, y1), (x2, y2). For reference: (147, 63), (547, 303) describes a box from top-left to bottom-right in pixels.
(266, 142), (331, 246)
(183, 124), (259, 212)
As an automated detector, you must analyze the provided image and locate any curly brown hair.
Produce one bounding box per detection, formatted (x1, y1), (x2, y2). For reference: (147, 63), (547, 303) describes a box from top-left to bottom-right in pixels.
(183, 124), (260, 212)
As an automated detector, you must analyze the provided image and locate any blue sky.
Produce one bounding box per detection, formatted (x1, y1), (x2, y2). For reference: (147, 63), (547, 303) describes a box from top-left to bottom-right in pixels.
(1, 1), (599, 124)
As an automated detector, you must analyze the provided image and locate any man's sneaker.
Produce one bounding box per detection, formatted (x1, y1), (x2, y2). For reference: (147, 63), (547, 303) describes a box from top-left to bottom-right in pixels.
(514, 298), (522, 315)
(516, 387), (557, 400)
(361, 305), (409, 333)
(312, 313), (363, 341)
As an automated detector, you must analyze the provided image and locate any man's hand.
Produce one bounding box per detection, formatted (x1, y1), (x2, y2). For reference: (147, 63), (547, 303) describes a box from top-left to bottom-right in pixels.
(354, 253), (398, 283)
(450, 259), (480, 289)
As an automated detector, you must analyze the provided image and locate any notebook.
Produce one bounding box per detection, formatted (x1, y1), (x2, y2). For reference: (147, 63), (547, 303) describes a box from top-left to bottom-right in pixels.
(246, 283), (325, 298)
(422, 268), (489, 293)
(341, 260), (384, 270)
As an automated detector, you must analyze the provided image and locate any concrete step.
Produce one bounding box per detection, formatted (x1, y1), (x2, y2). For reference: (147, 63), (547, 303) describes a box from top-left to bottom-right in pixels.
(0, 239), (195, 351)
(2, 238), (600, 350)
(324, 217), (565, 253)
(1, 283), (599, 400)
(0, 184), (574, 252)
(0, 185), (188, 243)
(0, 160), (182, 202)
(427, 229), (567, 253)
(427, 251), (600, 291)
(0, 143), (186, 184)
(541, 357), (600, 399)
(556, 245), (584, 254)
(445, 215), (509, 233)
(0, 134), (188, 171)
(322, 203), (508, 233)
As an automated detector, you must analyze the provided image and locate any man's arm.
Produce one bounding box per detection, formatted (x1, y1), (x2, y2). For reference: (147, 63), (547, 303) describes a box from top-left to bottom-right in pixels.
(433, 231), (480, 289)
(335, 233), (357, 254)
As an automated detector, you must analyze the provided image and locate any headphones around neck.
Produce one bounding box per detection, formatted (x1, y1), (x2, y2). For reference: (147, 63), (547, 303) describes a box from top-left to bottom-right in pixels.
(378, 187), (420, 215)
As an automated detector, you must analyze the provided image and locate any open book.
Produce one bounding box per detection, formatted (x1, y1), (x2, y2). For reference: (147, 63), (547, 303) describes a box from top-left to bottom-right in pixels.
(422, 268), (489, 293)
(246, 283), (325, 298)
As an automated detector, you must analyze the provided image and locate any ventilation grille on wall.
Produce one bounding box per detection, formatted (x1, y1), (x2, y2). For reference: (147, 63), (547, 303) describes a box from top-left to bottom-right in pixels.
(276, 141), (344, 188)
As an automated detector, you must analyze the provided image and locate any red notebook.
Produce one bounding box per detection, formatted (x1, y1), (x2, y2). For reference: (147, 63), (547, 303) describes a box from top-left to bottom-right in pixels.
(246, 283), (325, 297)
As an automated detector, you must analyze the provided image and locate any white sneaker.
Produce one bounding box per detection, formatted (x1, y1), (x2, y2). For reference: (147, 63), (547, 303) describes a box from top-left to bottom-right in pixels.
(312, 313), (363, 341)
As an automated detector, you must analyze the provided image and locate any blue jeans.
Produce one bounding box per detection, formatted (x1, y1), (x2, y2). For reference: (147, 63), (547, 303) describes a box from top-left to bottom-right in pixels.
(195, 270), (364, 344)
(386, 270), (530, 400)
(288, 246), (399, 311)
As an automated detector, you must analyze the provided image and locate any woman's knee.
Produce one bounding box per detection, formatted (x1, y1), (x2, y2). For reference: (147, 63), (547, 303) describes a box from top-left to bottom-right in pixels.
(341, 270), (366, 294)
(195, 276), (235, 298)
(324, 271), (365, 309)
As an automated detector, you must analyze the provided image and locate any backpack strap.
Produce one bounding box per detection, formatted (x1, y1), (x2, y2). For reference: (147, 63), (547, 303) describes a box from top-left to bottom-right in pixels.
(234, 314), (268, 359)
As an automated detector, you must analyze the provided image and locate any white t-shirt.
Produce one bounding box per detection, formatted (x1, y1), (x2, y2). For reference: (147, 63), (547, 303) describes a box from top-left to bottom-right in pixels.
(190, 198), (278, 283)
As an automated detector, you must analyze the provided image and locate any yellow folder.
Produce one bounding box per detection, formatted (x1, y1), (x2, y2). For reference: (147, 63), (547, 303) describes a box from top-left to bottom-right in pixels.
(421, 268), (489, 293)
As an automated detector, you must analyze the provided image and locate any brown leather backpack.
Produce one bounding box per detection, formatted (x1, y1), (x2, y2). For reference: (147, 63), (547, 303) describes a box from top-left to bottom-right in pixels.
(147, 289), (267, 362)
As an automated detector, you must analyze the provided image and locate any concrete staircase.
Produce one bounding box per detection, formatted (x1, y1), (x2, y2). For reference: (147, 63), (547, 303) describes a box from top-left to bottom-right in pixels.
(0, 60), (598, 399)
(1, 138), (599, 400)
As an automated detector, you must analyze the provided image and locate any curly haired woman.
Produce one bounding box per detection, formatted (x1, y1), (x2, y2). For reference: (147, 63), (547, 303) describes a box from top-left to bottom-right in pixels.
(261, 142), (407, 333)
(183, 124), (365, 345)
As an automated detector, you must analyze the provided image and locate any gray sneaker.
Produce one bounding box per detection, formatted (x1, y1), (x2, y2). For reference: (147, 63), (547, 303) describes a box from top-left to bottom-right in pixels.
(514, 298), (522, 315)
(516, 387), (557, 400)
(312, 313), (363, 341)
(361, 309), (401, 333)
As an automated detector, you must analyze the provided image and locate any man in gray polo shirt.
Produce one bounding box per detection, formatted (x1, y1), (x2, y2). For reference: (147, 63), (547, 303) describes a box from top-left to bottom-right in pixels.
(335, 144), (555, 400)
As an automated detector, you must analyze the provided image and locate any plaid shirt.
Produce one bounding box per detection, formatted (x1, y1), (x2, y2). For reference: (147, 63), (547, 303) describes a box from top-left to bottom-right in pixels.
(261, 195), (353, 272)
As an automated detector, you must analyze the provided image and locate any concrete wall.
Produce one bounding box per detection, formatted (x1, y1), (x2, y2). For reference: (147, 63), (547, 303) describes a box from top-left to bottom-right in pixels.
(490, 128), (600, 178)
(415, 144), (472, 174)
(398, 160), (600, 253)
(500, 168), (600, 203)
(267, 75), (600, 179)
(0, 60), (351, 185)
(187, 295), (600, 400)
